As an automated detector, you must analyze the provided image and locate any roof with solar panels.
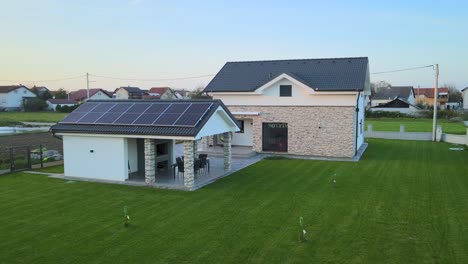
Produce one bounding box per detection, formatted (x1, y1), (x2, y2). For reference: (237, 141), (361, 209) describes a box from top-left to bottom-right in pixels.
(50, 99), (240, 137)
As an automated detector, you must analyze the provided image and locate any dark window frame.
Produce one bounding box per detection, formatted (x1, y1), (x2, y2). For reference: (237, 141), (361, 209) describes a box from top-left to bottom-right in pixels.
(236, 120), (244, 133)
(279, 85), (292, 97)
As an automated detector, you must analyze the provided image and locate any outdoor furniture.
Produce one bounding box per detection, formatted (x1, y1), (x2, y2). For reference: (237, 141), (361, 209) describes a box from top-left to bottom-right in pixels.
(194, 159), (201, 178)
(175, 157), (184, 178)
(198, 154), (210, 172)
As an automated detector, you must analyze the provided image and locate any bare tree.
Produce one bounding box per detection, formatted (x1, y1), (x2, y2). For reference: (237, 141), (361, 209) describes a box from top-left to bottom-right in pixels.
(188, 85), (212, 99)
(444, 84), (462, 103)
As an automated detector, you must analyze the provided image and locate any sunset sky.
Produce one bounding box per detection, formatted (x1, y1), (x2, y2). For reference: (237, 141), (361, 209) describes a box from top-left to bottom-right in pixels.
(1, 0), (467, 91)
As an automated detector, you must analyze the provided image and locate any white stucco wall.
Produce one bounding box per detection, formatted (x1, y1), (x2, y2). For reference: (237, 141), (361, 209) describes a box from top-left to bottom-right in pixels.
(212, 79), (358, 106)
(63, 135), (129, 181)
(463, 90), (468, 109)
(356, 93), (365, 150)
(89, 91), (112, 101)
(127, 138), (138, 173)
(0, 87), (37, 108)
(232, 118), (253, 146)
(196, 106), (239, 139)
(115, 89), (129, 100)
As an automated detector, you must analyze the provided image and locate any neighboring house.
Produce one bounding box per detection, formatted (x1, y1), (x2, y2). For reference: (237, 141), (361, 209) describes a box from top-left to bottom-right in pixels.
(462, 87), (468, 109)
(69, 88), (113, 103)
(114, 86), (146, 99)
(204, 57), (370, 158)
(370, 98), (421, 115)
(50, 100), (240, 190)
(0, 85), (37, 111)
(47, 98), (77, 111)
(173, 89), (190, 99)
(414, 87), (449, 108)
(370, 86), (414, 107)
(148, 87), (178, 99)
(31, 85), (50, 95)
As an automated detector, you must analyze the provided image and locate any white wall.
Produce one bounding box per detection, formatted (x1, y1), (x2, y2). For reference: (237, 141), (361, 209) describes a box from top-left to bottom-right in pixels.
(127, 138), (138, 173)
(63, 135), (129, 181)
(196, 106), (239, 139)
(115, 89), (129, 100)
(89, 91), (112, 101)
(0, 87), (37, 108)
(370, 107), (421, 115)
(463, 90), (468, 109)
(232, 119), (253, 146)
(212, 78), (358, 106)
(356, 93), (365, 150)
(47, 102), (75, 111)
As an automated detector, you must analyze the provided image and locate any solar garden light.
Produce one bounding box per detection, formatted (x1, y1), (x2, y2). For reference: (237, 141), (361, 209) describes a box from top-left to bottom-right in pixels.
(124, 206), (130, 227)
(299, 217), (307, 242)
(332, 173), (337, 187)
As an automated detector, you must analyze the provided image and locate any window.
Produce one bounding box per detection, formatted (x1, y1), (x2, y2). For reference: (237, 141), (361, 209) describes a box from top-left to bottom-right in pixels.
(236, 120), (244, 133)
(23, 90), (27, 94)
(262, 123), (288, 152)
(279, 85), (292, 97)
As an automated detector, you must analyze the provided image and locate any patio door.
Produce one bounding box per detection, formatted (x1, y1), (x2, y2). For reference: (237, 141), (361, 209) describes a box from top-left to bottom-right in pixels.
(262, 123), (288, 152)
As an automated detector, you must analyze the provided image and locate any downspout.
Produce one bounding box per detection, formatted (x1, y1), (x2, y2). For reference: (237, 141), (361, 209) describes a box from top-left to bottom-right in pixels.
(355, 91), (361, 156)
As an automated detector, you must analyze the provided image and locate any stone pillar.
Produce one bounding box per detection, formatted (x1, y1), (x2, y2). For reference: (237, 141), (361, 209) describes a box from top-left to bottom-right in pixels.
(223, 132), (232, 171)
(436, 125), (442, 142)
(400, 125), (405, 133)
(144, 138), (155, 186)
(183, 140), (195, 189)
(367, 124), (373, 132)
(193, 140), (198, 159)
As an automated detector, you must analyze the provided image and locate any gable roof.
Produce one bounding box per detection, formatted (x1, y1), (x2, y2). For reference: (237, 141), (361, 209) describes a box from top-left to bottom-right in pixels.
(462, 87), (468, 92)
(50, 99), (240, 137)
(0, 85), (29, 94)
(371, 98), (421, 109)
(117, 86), (145, 94)
(372, 86), (414, 100)
(47, 99), (77, 105)
(149, 87), (170, 95)
(69, 89), (112, 101)
(414, 87), (449, 98)
(204, 57), (369, 92)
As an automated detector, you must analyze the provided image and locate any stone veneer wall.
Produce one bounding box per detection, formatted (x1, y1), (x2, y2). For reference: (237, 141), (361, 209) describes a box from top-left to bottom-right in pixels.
(228, 106), (356, 158)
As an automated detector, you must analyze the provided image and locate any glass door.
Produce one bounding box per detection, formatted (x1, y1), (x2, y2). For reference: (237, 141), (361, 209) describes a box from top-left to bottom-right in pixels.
(262, 123), (288, 152)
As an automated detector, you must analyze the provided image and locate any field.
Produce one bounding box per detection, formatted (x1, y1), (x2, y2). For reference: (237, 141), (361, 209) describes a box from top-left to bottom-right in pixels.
(1, 139), (468, 263)
(366, 118), (467, 134)
(0, 112), (67, 125)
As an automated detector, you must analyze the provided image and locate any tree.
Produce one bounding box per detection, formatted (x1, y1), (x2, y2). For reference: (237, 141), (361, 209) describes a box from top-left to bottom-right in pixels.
(23, 98), (48, 111)
(445, 84), (462, 103)
(51, 88), (68, 99)
(188, 85), (212, 99)
(373, 81), (392, 91)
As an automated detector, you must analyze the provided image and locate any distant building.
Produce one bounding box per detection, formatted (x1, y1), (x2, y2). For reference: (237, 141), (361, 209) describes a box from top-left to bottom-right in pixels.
(414, 87), (449, 108)
(114, 87), (146, 99)
(47, 98), (77, 111)
(31, 85), (50, 95)
(462, 87), (468, 109)
(371, 86), (414, 107)
(147, 87), (178, 99)
(370, 98), (421, 115)
(0, 85), (37, 111)
(69, 88), (113, 103)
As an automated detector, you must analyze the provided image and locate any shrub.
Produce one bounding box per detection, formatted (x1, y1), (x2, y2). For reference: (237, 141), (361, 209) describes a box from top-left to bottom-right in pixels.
(23, 98), (47, 111)
(365, 110), (411, 118)
(56, 104), (79, 113)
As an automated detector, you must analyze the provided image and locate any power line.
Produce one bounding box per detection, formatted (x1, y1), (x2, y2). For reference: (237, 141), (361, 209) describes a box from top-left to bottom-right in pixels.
(89, 73), (215, 81)
(371, 65), (434, 75)
(0, 75), (85, 83)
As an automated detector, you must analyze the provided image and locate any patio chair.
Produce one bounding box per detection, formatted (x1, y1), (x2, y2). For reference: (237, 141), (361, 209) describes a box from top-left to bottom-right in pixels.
(194, 159), (201, 178)
(198, 156), (208, 175)
(176, 157), (184, 178)
(199, 154), (209, 173)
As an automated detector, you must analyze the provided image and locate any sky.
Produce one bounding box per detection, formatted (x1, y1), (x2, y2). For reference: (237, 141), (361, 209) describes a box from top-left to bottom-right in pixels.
(1, 0), (467, 91)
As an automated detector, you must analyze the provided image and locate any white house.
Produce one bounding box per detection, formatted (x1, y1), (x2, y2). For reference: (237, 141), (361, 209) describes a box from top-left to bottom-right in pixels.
(0, 85), (37, 111)
(68, 88), (113, 103)
(462, 87), (468, 109)
(146, 87), (178, 99)
(371, 86), (415, 107)
(114, 87), (146, 99)
(370, 98), (421, 115)
(50, 99), (240, 190)
(47, 98), (77, 111)
(204, 57), (370, 158)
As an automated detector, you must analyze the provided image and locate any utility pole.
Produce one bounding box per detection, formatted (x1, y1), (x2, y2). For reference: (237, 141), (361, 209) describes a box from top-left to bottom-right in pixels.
(86, 72), (90, 100)
(432, 64), (439, 141)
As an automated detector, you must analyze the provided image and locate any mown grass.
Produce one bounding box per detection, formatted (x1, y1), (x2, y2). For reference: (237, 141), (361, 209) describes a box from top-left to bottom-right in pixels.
(0, 112), (67, 126)
(34, 165), (64, 173)
(1, 139), (468, 263)
(366, 118), (467, 134)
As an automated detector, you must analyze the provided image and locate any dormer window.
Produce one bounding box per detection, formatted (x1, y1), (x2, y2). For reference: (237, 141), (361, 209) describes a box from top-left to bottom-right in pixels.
(279, 85), (292, 97)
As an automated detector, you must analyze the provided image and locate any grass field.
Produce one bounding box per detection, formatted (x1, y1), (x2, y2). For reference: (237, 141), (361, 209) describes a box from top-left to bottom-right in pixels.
(366, 118), (467, 134)
(34, 165), (64, 173)
(0, 112), (67, 125)
(1, 139), (468, 263)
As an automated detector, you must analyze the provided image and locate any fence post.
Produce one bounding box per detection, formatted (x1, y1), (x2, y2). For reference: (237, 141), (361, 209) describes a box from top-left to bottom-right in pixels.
(367, 124), (373, 132)
(436, 125), (442, 142)
(400, 125), (405, 133)
(9, 147), (14, 173)
(39, 144), (43, 169)
(26, 146), (31, 170)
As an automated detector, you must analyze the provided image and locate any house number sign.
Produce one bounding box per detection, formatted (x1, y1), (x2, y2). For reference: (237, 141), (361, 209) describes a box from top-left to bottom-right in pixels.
(267, 123), (288, 129)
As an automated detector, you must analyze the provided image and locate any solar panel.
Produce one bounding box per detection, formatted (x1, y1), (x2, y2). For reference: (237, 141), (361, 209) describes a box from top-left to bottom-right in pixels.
(113, 113), (142, 124)
(79, 112), (105, 123)
(75, 103), (98, 112)
(127, 103), (151, 113)
(91, 103), (116, 113)
(186, 103), (213, 113)
(132, 113), (160, 125)
(153, 113), (180, 125)
(96, 112), (122, 124)
(61, 112), (86, 123)
(165, 103), (190, 113)
(108, 103), (134, 113)
(145, 103), (170, 113)
(174, 113), (204, 126)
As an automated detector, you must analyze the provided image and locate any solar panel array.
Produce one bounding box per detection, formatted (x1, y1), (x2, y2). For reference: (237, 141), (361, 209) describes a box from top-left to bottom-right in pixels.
(60, 102), (214, 127)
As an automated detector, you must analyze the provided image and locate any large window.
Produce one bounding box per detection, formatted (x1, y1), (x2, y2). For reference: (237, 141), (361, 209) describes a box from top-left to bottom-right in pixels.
(262, 123), (288, 152)
(279, 85), (292, 97)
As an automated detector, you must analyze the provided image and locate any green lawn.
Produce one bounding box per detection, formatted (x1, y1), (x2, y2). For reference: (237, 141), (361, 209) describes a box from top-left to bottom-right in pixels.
(366, 118), (467, 134)
(0, 112), (67, 125)
(34, 165), (64, 173)
(1, 139), (468, 263)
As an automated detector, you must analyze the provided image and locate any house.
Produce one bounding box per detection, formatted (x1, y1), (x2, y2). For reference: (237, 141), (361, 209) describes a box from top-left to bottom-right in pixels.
(462, 87), (468, 109)
(50, 99), (240, 190)
(0, 85), (37, 111)
(30, 85), (50, 95)
(69, 88), (113, 103)
(114, 86), (146, 99)
(147, 87), (178, 99)
(414, 87), (449, 108)
(46, 98), (77, 111)
(203, 57), (370, 158)
(370, 98), (421, 115)
(173, 89), (190, 99)
(370, 86), (414, 107)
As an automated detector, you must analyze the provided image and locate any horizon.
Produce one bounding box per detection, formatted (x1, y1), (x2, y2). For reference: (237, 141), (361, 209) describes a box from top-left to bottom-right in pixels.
(1, 0), (467, 91)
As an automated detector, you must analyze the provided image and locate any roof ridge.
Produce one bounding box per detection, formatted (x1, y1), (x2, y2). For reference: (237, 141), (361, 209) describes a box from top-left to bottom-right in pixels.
(226, 57), (368, 64)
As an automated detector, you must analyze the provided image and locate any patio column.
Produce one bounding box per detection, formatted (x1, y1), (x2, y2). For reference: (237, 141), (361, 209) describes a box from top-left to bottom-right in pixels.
(193, 140), (198, 158)
(183, 140), (195, 189)
(223, 132), (232, 171)
(144, 138), (156, 186)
